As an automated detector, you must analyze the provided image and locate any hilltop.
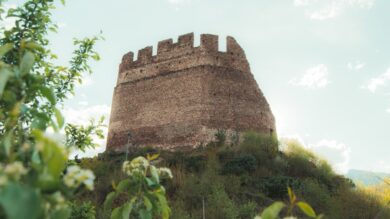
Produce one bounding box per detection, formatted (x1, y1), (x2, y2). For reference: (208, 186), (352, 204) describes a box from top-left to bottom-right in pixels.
(75, 132), (390, 219)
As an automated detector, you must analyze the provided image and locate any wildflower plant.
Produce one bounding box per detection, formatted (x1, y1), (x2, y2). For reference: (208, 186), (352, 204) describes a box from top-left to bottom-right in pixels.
(104, 154), (172, 219)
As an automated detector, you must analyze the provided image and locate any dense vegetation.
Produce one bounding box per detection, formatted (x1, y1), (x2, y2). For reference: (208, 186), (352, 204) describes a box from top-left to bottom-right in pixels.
(77, 132), (390, 219)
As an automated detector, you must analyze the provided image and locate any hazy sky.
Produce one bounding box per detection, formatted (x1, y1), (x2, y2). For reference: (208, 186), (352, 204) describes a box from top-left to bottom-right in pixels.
(6, 0), (390, 174)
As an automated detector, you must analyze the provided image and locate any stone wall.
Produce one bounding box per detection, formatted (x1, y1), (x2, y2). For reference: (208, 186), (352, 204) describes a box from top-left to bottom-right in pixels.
(107, 33), (276, 151)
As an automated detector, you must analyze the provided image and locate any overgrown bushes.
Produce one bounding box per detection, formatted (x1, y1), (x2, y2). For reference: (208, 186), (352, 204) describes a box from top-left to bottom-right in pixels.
(77, 132), (390, 219)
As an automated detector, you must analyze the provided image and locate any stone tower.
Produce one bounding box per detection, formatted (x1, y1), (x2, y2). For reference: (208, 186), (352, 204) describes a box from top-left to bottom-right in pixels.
(107, 33), (275, 151)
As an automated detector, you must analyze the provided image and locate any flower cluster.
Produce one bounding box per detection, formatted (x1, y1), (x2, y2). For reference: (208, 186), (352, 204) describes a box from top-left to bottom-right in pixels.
(157, 167), (173, 179)
(122, 156), (150, 176)
(0, 161), (28, 186)
(63, 165), (95, 190)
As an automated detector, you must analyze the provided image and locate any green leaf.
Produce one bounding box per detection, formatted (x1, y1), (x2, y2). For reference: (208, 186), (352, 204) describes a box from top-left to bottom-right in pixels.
(24, 42), (43, 51)
(33, 131), (68, 186)
(2, 132), (12, 156)
(139, 209), (152, 219)
(39, 86), (56, 105)
(260, 201), (285, 219)
(31, 116), (48, 130)
(19, 51), (35, 76)
(143, 196), (152, 211)
(104, 192), (117, 212)
(91, 53), (100, 61)
(50, 208), (71, 219)
(111, 207), (122, 219)
(0, 43), (13, 58)
(0, 67), (13, 97)
(45, 145), (67, 178)
(31, 149), (41, 165)
(116, 179), (131, 192)
(54, 108), (64, 128)
(0, 183), (42, 219)
(110, 199), (134, 219)
(149, 165), (160, 184)
(121, 201), (134, 218)
(155, 192), (170, 219)
(145, 177), (156, 187)
(297, 201), (317, 218)
(288, 186), (296, 204)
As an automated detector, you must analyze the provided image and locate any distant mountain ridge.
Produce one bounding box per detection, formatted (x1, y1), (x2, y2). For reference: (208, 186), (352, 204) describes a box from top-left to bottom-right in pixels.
(346, 169), (390, 186)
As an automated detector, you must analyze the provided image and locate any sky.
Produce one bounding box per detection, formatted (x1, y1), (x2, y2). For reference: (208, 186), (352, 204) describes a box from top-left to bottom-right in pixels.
(4, 0), (390, 174)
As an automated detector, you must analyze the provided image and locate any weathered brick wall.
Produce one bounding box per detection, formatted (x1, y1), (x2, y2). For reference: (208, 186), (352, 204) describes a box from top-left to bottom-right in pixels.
(107, 33), (276, 151)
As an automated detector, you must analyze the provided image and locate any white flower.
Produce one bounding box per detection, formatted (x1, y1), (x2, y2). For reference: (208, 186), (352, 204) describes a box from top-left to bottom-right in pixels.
(0, 175), (8, 186)
(131, 157), (149, 169)
(52, 192), (65, 203)
(122, 161), (130, 173)
(63, 165), (95, 190)
(79, 169), (95, 190)
(122, 156), (150, 176)
(157, 167), (173, 179)
(4, 161), (28, 180)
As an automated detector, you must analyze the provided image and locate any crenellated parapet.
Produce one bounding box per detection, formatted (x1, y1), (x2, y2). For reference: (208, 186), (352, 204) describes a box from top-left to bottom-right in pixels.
(117, 33), (249, 85)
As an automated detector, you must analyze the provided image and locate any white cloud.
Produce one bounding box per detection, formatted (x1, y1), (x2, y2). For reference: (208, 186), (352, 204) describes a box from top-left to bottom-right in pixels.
(347, 61), (365, 71)
(308, 2), (341, 20)
(63, 104), (111, 158)
(63, 104), (110, 126)
(289, 64), (329, 89)
(294, 0), (375, 20)
(281, 135), (351, 174)
(361, 68), (390, 93)
(310, 139), (351, 174)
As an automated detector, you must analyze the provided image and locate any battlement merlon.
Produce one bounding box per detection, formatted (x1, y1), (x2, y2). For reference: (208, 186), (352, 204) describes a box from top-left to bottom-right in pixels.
(118, 33), (247, 73)
(226, 36), (246, 59)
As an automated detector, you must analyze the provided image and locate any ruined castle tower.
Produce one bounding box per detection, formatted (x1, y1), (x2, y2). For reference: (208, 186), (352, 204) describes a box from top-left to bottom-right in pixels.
(107, 33), (275, 151)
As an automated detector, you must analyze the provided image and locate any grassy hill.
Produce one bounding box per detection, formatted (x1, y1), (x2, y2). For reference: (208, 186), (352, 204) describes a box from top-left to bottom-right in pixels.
(75, 132), (390, 219)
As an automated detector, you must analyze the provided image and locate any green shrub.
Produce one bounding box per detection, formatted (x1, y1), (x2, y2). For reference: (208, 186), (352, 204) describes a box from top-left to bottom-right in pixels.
(259, 176), (301, 199)
(217, 149), (236, 161)
(297, 179), (332, 214)
(70, 201), (96, 219)
(221, 154), (257, 175)
(240, 131), (279, 161)
(215, 129), (227, 146)
(238, 201), (257, 218)
(206, 184), (239, 219)
(184, 155), (207, 172)
(170, 201), (192, 219)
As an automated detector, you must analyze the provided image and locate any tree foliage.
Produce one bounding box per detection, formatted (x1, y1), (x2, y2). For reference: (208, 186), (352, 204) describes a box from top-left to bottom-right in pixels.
(0, 0), (101, 218)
